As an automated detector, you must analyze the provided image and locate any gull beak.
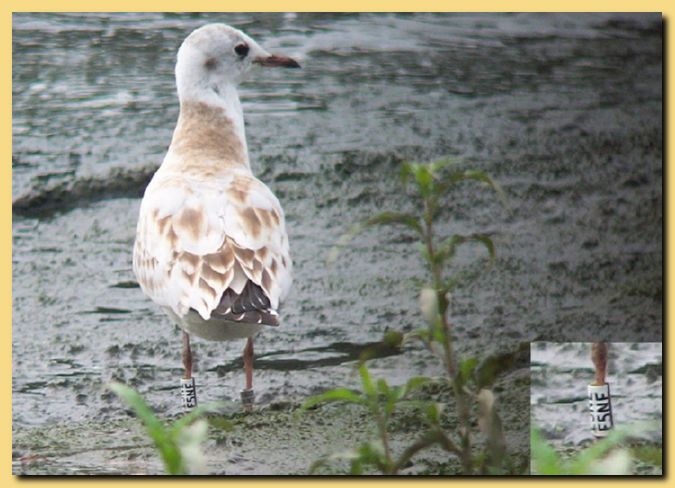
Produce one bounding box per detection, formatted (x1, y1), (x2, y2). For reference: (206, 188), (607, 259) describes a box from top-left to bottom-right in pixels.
(253, 54), (301, 69)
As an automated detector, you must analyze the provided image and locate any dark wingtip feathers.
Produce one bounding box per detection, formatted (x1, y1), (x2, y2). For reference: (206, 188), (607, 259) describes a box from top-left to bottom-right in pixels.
(212, 281), (279, 326)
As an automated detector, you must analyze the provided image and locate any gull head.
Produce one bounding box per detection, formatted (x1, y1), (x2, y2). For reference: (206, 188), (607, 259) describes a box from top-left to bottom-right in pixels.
(175, 23), (300, 100)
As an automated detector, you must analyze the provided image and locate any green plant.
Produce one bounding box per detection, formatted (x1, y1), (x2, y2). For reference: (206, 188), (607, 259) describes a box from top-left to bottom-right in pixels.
(110, 382), (231, 475)
(304, 363), (435, 474)
(311, 158), (508, 474)
(531, 423), (661, 475)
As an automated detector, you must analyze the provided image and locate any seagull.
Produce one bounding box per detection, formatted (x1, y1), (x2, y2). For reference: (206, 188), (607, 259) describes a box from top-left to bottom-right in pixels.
(132, 23), (298, 409)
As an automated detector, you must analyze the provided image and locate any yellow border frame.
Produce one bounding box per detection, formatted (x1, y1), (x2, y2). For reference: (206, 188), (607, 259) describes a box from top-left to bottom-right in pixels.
(3, 4), (670, 486)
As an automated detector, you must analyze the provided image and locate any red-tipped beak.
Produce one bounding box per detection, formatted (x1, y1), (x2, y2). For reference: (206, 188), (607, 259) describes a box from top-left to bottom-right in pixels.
(254, 54), (301, 68)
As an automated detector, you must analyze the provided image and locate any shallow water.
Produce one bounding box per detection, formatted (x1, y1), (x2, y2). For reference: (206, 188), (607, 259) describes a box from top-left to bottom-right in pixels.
(12, 12), (662, 474)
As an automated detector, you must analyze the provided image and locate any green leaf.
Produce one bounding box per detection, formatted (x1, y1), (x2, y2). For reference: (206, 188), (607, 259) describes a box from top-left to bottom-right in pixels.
(441, 268), (483, 294)
(417, 241), (431, 264)
(326, 212), (423, 265)
(474, 355), (504, 389)
(376, 378), (390, 396)
(358, 363), (376, 399)
(632, 445), (663, 467)
(403, 327), (432, 346)
(436, 233), (496, 266)
(435, 235), (462, 263)
(109, 382), (184, 475)
(399, 161), (415, 187)
(566, 428), (629, 474)
(169, 402), (222, 435)
(303, 388), (365, 409)
(530, 427), (564, 475)
(364, 211), (423, 235)
(472, 234), (496, 262)
(425, 402), (444, 426)
(357, 439), (388, 471)
(349, 459), (364, 475)
(465, 170), (506, 200)
(403, 376), (433, 396)
(109, 382), (163, 432)
(308, 458), (330, 475)
(439, 168), (504, 197)
(430, 317), (447, 344)
(382, 329), (403, 349)
(459, 357), (479, 387)
(413, 165), (434, 198)
(474, 348), (523, 389)
(386, 385), (405, 414)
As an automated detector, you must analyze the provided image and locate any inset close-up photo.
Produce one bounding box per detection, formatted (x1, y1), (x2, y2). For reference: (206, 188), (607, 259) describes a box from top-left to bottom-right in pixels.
(530, 342), (662, 475)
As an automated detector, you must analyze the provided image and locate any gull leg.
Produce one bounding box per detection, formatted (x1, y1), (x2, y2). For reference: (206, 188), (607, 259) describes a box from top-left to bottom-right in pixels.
(591, 342), (608, 385)
(182, 331), (193, 379)
(181, 331), (198, 409)
(589, 342), (613, 437)
(240, 338), (255, 409)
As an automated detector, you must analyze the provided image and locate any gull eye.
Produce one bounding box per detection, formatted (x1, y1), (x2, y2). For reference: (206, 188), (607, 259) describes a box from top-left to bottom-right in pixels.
(234, 43), (249, 57)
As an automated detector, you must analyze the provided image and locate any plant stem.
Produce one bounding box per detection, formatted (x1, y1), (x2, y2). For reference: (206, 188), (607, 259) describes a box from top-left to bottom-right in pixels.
(374, 408), (395, 474)
(422, 198), (454, 372)
(422, 200), (443, 291)
(423, 195), (472, 474)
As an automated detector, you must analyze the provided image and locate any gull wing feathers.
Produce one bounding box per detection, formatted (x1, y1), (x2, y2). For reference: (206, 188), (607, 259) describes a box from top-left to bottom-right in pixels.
(133, 169), (292, 324)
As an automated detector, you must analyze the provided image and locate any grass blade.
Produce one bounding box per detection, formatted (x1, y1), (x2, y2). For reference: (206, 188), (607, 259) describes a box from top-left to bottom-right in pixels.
(109, 382), (184, 475)
(358, 363), (376, 399)
(303, 388), (365, 409)
(327, 212), (422, 264)
(530, 428), (564, 475)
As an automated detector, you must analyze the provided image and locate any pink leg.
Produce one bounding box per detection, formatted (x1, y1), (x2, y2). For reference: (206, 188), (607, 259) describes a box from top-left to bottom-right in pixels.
(182, 331), (193, 379)
(591, 342), (608, 385)
(240, 338), (255, 409)
(181, 332), (197, 408)
(244, 337), (254, 390)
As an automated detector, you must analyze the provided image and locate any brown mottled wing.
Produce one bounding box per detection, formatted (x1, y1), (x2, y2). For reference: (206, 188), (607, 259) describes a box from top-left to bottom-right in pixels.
(133, 170), (292, 323)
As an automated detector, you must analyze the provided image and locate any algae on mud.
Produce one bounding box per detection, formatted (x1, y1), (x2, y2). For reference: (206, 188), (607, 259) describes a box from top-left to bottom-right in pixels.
(12, 12), (662, 475)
